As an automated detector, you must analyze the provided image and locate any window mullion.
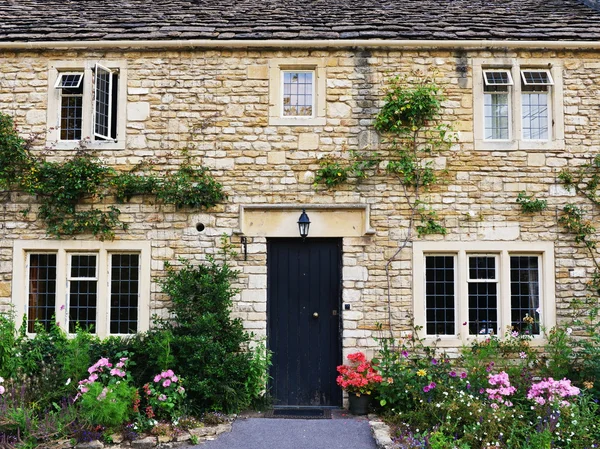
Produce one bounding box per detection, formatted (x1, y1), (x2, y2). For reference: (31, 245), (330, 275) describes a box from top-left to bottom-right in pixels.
(499, 250), (511, 336)
(457, 250), (468, 342)
(512, 65), (523, 143)
(97, 249), (109, 337)
(56, 249), (68, 331)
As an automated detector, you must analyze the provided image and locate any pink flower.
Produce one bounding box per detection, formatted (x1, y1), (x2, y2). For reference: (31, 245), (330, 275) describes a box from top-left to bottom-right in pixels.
(171, 375), (178, 382)
(89, 373), (98, 382)
(80, 387), (89, 394)
(163, 379), (171, 388)
(154, 374), (162, 383)
(511, 331), (519, 338)
(449, 371), (457, 377)
(520, 352), (527, 359)
(166, 369), (175, 377)
(158, 394), (167, 402)
(110, 368), (126, 378)
(401, 351), (409, 358)
(0, 386), (4, 395)
(161, 371), (169, 379)
(460, 372), (468, 379)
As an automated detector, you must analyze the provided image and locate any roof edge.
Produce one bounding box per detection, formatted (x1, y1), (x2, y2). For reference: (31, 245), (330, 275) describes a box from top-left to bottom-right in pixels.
(2, 38), (600, 51)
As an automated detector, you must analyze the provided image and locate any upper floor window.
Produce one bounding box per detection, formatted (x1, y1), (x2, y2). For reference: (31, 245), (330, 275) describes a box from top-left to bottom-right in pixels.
(413, 241), (556, 346)
(269, 58), (326, 126)
(12, 241), (150, 337)
(47, 60), (127, 150)
(474, 59), (564, 151)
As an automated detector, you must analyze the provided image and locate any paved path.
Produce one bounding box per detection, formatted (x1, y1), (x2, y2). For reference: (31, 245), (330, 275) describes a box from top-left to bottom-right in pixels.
(195, 414), (378, 449)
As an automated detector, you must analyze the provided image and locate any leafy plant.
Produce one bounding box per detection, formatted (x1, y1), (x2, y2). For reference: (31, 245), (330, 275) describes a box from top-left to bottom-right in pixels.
(158, 238), (254, 413)
(76, 356), (137, 429)
(0, 113), (225, 239)
(143, 370), (186, 421)
(516, 191), (548, 213)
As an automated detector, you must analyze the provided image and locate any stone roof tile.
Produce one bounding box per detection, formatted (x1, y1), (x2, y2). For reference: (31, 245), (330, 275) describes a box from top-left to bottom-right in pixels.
(1, 0), (600, 42)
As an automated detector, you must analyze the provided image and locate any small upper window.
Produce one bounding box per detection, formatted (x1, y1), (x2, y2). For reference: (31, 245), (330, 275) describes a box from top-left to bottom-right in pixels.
(474, 59), (564, 151)
(521, 70), (554, 86)
(483, 70), (513, 86)
(55, 73), (83, 89)
(47, 60), (126, 149)
(268, 58), (326, 126)
(282, 71), (314, 118)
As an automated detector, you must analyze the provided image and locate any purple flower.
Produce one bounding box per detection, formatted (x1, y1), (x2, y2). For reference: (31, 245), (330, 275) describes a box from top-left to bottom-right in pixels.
(460, 372), (468, 379)
(429, 382), (436, 389)
(449, 371), (457, 377)
(431, 358), (438, 365)
(401, 350), (409, 358)
(423, 386), (430, 393)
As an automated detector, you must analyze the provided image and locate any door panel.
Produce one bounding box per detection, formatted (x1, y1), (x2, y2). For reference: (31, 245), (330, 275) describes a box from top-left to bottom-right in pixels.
(267, 238), (342, 406)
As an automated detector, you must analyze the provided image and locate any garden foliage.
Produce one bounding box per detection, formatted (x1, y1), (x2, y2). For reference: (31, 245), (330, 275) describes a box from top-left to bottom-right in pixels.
(0, 249), (270, 447)
(374, 327), (600, 449)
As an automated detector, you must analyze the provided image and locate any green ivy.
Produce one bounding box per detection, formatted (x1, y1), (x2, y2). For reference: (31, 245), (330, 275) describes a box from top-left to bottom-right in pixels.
(0, 113), (226, 240)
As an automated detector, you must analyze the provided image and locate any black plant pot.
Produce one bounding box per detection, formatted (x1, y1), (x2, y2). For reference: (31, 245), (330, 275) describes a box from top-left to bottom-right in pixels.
(348, 392), (370, 415)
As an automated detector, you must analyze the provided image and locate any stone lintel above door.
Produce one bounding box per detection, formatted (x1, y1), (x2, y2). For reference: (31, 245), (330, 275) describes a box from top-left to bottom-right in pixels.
(235, 204), (376, 238)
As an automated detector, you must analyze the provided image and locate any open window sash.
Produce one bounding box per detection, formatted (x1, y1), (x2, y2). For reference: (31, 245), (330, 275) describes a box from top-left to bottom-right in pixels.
(93, 63), (114, 140)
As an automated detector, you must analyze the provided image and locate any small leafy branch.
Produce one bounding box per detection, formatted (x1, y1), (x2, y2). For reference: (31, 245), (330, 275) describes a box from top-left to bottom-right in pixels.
(0, 113), (225, 240)
(516, 191), (548, 213)
(313, 150), (378, 189)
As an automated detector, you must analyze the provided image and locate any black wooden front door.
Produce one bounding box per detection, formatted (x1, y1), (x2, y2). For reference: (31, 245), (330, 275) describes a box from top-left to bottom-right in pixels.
(267, 238), (342, 407)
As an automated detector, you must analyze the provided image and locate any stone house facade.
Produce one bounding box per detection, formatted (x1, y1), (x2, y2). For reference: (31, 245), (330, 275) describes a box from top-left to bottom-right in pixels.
(2, 0), (600, 406)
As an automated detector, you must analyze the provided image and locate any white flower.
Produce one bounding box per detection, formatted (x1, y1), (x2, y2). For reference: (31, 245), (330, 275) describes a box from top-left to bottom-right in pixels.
(566, 328), (573, 335)
(65, 378), (71, 386)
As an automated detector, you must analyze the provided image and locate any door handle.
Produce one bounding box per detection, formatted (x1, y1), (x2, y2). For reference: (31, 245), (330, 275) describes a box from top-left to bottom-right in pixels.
(313, 312), (319, 318)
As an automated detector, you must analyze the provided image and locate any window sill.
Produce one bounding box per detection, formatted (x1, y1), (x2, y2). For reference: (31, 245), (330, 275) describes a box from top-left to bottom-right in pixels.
(422, 335), (548, 347)
(474, 138), (565, 152)
(269, 117), (326, 127)
(48, 139), (126, 151)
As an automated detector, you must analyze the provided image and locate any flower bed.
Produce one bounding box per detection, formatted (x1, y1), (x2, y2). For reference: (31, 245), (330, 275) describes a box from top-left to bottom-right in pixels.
(372, 329), (600, 449)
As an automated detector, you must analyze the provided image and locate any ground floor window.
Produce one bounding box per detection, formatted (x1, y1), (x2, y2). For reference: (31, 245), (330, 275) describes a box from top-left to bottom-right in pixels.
(413, 242), (555, 345)
(13, 241), (150, 337)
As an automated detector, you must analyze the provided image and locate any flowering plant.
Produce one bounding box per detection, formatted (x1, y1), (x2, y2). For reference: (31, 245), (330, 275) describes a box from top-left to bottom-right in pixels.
(527, 377), (580, 407)
(143, 369), (186, 420)
(336, 352), (383, 395)
(0, 376), (4, 395)
(76, 355), (138, 428)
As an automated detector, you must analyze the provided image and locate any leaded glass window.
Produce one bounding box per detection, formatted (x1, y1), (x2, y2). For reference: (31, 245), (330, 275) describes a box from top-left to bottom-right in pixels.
(27, 254), (57, 332)
(68, 254), (98, 333)
(510, 256), (541, 335)
(110, 254), (140, 334)
(468, 256), (498, 335)
(425, 256), (456, 335)
(282, 71), (314, 117)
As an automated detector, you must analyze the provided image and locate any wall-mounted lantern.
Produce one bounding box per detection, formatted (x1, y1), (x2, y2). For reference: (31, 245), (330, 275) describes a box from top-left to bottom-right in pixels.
(297, 209), (310, 240)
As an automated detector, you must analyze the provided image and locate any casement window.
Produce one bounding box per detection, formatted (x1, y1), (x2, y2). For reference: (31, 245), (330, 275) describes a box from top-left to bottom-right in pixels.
(269, 58), (326, 126)
(413, 242), (555, 345)
(47, 61), (127, 149)
(12, 241), (150, 337)
(474, 59), (564, 151)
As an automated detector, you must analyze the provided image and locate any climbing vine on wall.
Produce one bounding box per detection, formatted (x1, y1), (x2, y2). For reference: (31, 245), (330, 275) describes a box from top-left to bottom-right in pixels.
(314, 71), (455, 334)
(0, 113), (225, 240)
(314, 72), (453, 237)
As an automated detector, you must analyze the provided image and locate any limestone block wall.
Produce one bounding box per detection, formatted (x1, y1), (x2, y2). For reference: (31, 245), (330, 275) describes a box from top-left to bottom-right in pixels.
(1, 46), (599, 354)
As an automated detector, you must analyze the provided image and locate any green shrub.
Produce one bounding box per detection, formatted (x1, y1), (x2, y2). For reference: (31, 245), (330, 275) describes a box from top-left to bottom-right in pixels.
(159, 250), (255, 413)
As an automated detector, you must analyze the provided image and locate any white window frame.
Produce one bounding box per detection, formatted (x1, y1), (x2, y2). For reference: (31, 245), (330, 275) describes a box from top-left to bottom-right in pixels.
(47, 60), (127, 150)
(12, 240), (150, 338)
(473, 58), (564, 151)
(269, 58), (326, 126)
(413, 241), (556, 347)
